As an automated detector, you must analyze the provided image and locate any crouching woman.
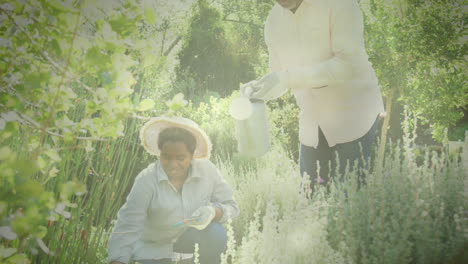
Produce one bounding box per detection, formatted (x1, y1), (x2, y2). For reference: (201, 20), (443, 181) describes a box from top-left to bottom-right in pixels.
(108, 116), (239, 264)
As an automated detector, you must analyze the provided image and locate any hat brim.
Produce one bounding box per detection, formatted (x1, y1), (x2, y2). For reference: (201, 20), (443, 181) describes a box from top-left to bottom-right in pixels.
(140, 116), (211, 159)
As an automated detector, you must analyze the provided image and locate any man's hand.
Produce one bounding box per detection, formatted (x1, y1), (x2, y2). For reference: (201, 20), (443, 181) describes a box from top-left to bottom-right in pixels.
(250, 71), (289, 100)
(187, 206), (216, 230)
(240, 80), (257, 97)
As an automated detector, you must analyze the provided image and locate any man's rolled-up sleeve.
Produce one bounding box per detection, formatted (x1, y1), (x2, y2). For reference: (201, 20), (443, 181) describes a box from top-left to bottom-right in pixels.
(107, 173), (153, 264)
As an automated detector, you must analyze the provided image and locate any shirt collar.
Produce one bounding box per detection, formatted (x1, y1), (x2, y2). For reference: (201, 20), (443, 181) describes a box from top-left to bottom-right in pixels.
(279, 0), (312, 14)
(155, 161), (200, 183)
(156, 163), (169, 182)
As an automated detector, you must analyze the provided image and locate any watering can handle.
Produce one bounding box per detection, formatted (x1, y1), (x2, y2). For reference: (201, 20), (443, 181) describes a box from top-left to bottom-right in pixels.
(244, 86), (253, 97)
(241, 82), (255, 98)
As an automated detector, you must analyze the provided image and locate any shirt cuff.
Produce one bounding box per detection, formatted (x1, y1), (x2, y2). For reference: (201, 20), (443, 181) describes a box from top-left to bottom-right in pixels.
(212, 203), (230, 224)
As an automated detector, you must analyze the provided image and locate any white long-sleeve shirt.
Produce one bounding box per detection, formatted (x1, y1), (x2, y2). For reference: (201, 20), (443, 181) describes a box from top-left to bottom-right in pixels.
(264, 0), (385, 148)
(107, 159), (239, 263)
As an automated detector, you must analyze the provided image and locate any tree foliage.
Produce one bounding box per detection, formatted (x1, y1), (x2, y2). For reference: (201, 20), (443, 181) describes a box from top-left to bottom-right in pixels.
(215, 0), (274, 75)
(362, 0), (467, 142)
(173, 0), (259, 100)
(0, 0), (159, 261)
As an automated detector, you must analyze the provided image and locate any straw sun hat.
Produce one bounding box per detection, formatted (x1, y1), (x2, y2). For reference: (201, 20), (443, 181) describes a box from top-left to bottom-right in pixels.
(139, 116), (212, 159)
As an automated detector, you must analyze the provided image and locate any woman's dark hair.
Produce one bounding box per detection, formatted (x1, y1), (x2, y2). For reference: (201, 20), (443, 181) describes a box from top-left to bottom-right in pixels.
(157, 127), (197, 154)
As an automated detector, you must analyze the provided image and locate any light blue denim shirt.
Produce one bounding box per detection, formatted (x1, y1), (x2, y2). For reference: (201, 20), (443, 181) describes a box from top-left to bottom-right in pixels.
(107, 159), (239, 264)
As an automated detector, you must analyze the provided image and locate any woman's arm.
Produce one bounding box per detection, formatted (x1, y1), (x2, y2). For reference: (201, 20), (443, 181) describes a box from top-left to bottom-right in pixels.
(107, 172), (153, 264)
(209, 163), (239, 223)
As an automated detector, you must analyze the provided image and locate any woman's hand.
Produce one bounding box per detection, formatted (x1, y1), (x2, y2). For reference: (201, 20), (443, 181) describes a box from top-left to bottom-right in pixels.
(188, 205), (216, 230)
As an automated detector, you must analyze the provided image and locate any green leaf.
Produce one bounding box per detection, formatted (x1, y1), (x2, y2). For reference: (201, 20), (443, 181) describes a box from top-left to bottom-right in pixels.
(36, 156), (46, 170)
(0, 146), (11, 161)
(63, 131), (74, 143)
(45, 0), (75, 13)
(100, 71), (113, 86)
(100, 21), (118, 42)
(11, 217), (31, 238)
(60, 181), (86, 201)
(144, 7), (157, 25)
(138, 98), (155, 111)
(85, 46), (110, 68)
(44, 167), (59, 184)
(109, 15), (136, 38)
(44, 150), (61, 162)
(84, 141), (94, 153)
(24, 72), (49, 90)
(48, 38), (62, 58)
(6, 253), (30, 264)
(33, 226), (47, 239)
(0, 247), (16, 258)
(0, 201), (7, 215)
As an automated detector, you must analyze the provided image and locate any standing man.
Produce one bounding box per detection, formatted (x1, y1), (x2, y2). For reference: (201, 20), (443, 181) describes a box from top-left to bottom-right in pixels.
(245, 0), (385, 189)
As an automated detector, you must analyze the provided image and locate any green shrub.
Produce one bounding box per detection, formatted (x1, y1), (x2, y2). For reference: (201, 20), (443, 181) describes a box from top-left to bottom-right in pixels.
(212, 113), (466, 264)
(326, 139), (466, 264)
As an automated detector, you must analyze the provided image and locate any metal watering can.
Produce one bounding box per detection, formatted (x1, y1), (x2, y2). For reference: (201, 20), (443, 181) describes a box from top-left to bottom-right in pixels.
(229, 86), (270, 157)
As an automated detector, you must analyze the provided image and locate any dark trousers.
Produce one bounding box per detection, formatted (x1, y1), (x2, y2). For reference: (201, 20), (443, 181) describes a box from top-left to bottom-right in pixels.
(299, 118), (379, 191)
(137, 222), (227, 264)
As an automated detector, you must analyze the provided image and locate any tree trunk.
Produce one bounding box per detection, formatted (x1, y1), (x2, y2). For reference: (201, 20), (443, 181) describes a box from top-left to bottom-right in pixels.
(375, 88), (395, 174)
